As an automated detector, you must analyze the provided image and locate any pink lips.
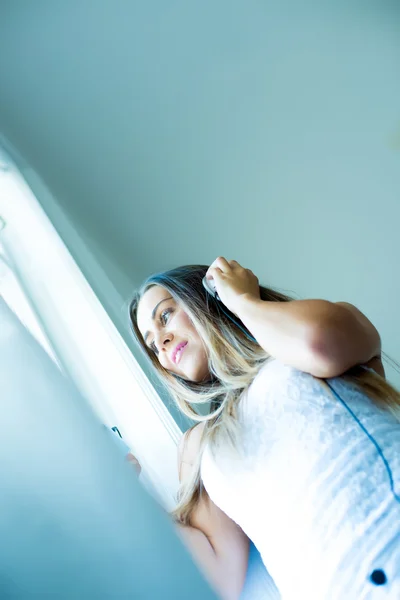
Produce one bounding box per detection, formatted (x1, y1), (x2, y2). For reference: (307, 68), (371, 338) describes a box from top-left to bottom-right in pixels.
(172, 342), (188, 364)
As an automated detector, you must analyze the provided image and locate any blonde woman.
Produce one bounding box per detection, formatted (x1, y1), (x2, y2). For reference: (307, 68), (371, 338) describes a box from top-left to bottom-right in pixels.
(130, 257), (400, 599)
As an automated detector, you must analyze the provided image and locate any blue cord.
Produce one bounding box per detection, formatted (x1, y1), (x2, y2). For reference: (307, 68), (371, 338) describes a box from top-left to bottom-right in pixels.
(325, 379), (400, 504)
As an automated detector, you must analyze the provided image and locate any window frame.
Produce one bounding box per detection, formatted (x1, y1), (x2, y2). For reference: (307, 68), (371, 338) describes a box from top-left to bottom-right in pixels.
(0, 146), (181, 509)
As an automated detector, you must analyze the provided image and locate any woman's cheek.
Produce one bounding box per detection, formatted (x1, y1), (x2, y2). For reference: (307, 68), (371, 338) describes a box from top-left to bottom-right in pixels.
(159, 354), (169, 370)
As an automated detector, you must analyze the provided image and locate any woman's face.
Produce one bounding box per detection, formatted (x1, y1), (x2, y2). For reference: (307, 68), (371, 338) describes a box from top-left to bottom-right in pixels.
(137, 285), (210, 382)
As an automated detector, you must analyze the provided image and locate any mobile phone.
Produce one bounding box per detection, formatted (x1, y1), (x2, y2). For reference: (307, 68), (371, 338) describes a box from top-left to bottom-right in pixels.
(202, 275), (256, 342)
(202, 276), (219, 299)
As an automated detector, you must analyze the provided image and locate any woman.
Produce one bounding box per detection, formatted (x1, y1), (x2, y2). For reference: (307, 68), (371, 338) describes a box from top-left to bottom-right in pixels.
(129, 257), (400, 599)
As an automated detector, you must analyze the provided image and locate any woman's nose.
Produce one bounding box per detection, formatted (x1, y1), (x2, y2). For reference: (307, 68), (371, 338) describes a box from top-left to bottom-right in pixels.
(156, 331), (173, 352)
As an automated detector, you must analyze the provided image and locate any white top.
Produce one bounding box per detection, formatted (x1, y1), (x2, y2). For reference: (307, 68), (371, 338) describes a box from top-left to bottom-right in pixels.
(201, 360), (400, 599)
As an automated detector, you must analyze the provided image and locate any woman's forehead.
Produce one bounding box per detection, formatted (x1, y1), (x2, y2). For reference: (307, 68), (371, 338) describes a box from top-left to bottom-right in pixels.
(137, 286), (174, 333)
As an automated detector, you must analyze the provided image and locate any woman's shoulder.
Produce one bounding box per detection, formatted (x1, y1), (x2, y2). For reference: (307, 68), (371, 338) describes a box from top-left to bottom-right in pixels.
(177, 422), (206, 480)
(250, 356), (387, 396)
(241, 359), (322, 417)
(250, 359), (306, 392)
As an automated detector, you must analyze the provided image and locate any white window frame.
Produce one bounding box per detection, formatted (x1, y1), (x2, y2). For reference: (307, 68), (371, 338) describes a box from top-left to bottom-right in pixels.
(0, 243), (60, 366)
(0, 146), (181, 509)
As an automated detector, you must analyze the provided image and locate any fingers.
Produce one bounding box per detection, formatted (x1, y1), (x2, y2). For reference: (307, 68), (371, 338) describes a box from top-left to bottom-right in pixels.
(209, 256), (231, 272)
(206, 257), (249, 283)
(206, 265), (224, 284)
(209, 257), (244, 272)
(126, 452), (142, 475)
(206, 256), (226, 282)
(229, 260), (241, 268)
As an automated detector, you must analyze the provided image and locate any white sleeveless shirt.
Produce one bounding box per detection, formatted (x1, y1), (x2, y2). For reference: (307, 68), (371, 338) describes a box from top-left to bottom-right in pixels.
(201, 360), (400, 599)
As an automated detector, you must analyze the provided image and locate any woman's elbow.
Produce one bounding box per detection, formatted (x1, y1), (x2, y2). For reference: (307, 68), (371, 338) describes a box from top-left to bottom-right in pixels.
(305, 317), (352, 378)
(306, 302), (381, 378)
(306, 350), (346, 379)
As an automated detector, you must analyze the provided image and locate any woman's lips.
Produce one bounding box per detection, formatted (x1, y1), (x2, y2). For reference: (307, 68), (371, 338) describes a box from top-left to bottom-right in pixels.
(173, 342), (188, 364)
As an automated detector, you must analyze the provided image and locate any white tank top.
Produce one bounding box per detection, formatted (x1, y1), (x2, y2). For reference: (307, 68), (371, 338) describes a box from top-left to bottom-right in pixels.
(201, 360), (400, 599)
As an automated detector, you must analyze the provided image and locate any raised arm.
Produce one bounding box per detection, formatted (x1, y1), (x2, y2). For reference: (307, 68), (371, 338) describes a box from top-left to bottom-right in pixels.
(234, 297), (381, 378)
(206, 257), (382, 379)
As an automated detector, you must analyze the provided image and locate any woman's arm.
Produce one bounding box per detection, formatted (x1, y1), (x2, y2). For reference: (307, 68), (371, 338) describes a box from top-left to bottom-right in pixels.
(235, 296), (381, 378)
(177, 424), (249, 600)
(207, 257), (382, 378)
(175, 524), (235, 600)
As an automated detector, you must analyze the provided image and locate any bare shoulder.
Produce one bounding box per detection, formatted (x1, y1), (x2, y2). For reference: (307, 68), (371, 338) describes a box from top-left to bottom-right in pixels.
(177, 422), (206, 478)
(177, 422), (249, 596)
(179, 422), (206, 456)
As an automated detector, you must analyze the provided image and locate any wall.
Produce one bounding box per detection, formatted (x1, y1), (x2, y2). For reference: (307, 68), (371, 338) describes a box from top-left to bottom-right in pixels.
(0, 1), (399, 385)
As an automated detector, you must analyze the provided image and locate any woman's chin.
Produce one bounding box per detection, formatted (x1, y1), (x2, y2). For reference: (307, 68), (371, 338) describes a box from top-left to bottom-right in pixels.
(191, 367), (212, 384)
(172, 358), (210, 384)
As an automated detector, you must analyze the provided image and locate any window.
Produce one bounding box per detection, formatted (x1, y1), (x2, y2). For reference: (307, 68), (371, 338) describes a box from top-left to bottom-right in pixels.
(0, 243), (60, 366)
(0, 145), (181, 509)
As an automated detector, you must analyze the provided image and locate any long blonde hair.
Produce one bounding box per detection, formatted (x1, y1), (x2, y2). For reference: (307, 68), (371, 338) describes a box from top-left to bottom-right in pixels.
(129, 265), (400, 525)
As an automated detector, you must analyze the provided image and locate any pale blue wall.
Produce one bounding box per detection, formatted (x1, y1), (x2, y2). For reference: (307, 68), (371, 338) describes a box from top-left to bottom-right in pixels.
(0, 1), (399, 386)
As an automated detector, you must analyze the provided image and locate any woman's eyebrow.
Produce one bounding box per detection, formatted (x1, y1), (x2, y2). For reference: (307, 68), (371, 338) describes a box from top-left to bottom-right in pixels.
(143, 297), (172, 344)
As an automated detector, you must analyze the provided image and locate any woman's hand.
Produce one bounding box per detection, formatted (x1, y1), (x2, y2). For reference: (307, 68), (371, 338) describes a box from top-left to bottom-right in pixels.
(206, 257), (261, 315)
(126, 452), (142, 475)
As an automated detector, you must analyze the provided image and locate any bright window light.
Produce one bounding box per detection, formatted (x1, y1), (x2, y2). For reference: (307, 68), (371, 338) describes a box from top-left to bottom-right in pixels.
(0, 147), (181, 509)
(0, 244), (60, 366)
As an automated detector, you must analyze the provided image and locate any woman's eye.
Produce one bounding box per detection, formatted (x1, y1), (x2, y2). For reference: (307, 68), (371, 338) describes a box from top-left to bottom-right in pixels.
(148, 308), (173, 355)
(160, 308), (172, 325)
